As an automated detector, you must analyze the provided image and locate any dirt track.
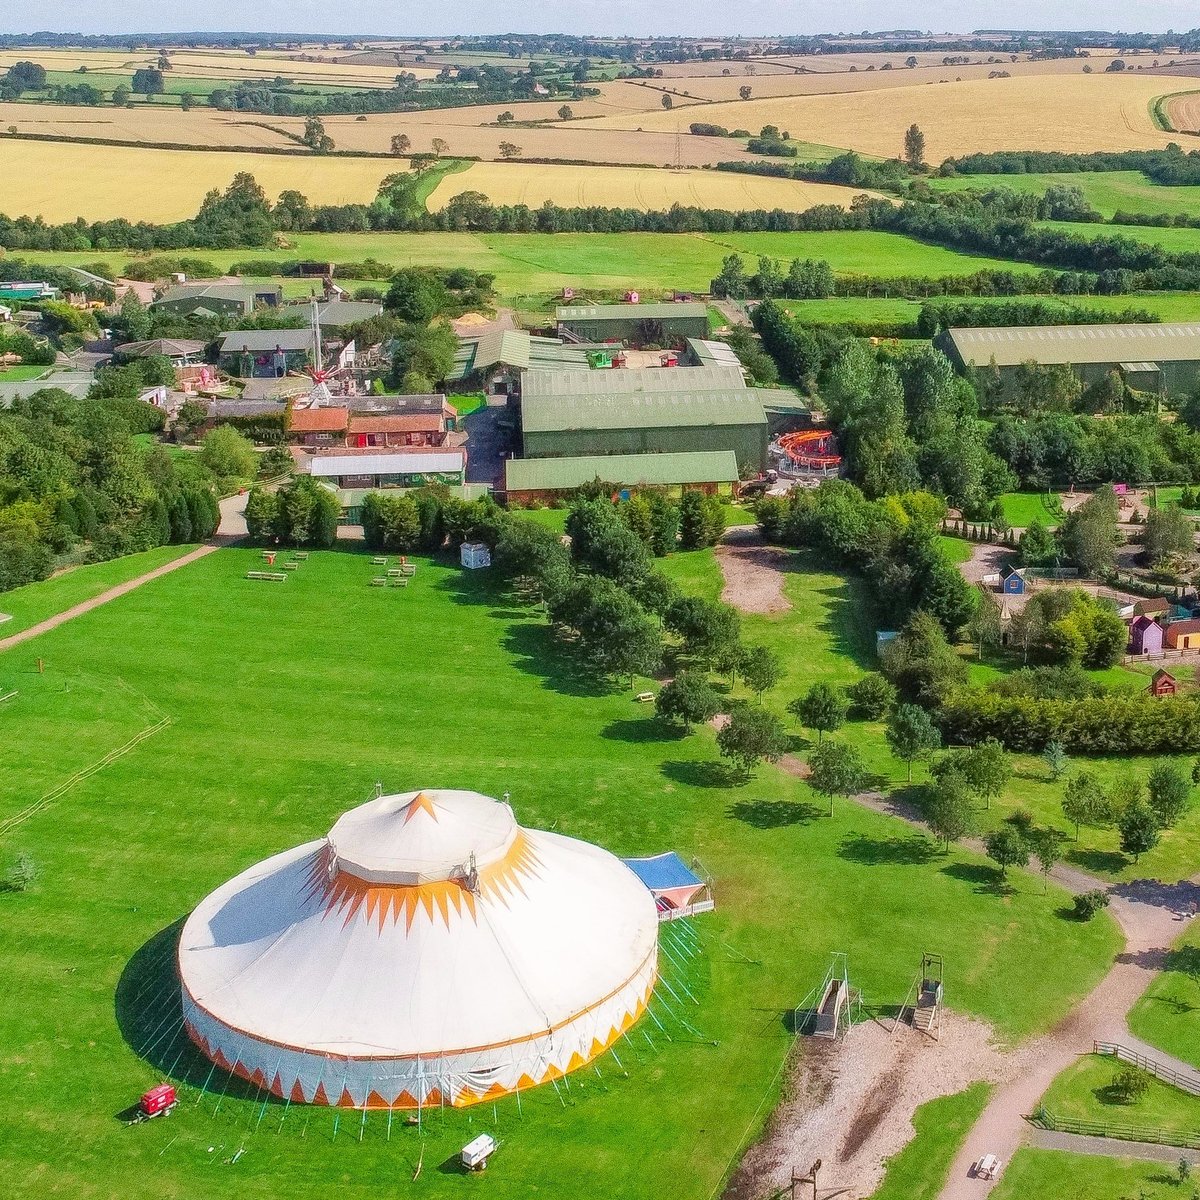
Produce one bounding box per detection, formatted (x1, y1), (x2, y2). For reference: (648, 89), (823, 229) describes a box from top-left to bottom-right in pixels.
(716, 526), (792, 615)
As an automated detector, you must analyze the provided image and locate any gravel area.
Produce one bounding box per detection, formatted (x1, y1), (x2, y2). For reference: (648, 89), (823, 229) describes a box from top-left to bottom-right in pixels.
(725, 1015), (1008, 1200)
(716, 527), (793, 615)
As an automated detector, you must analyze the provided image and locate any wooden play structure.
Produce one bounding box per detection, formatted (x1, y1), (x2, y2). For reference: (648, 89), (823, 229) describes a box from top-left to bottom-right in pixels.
(897, 951), (943, 1041)
(795, 952), (859, 1039)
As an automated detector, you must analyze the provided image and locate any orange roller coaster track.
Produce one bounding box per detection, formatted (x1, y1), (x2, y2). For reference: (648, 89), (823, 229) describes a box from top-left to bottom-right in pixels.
(777, 429), (842, 470)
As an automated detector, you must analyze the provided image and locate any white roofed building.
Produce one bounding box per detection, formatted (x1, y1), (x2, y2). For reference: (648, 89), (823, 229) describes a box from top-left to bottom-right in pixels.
(178, 789), (659, 1108)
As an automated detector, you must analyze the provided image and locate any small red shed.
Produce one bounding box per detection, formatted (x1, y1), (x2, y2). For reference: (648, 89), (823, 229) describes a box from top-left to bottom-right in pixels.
(139, 1084), (178, 1118)
(1149, 668), (1178, 698)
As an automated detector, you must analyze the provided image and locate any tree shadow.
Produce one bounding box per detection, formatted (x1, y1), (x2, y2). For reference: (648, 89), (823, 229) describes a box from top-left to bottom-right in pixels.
(661, 759), (735, 789)
(499, 623), (611, 699)
(1165, 944), (1200, 981)
(837, 832), (938, 866)
(601, 718), (687, 744)
(939, 861), (1008, 896)
(1068, 847), (1129, 875)
(727, 799), (823, 829)
(114, 920), (272, 1106)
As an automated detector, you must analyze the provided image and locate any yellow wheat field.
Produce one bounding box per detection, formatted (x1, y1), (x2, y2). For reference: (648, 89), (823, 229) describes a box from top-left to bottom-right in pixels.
(577, 73), (1179, 159)
(0, 101), (298, 149)
(0, 140), (393, 221)
(428, 161), (881, 212)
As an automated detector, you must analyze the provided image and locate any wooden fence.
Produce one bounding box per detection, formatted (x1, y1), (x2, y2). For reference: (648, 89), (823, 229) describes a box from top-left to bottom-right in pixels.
(1094, 1041), (1200, 1097)
(1033, 1105), (1200, 1150)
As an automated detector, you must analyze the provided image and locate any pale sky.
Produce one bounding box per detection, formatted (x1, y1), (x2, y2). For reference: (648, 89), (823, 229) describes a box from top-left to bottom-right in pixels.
(6, 2), (1200, 37)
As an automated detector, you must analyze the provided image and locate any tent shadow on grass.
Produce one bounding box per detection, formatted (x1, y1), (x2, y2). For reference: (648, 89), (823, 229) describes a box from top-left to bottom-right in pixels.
(114, 919), (273, 1105)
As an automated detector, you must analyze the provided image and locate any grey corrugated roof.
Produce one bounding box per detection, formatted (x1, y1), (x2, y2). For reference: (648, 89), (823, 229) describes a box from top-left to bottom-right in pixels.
(522, 389), (766, 434)
(219, 329), (313, 353)
(505, 450), (738, 491)
(557, 302), (708, 322)
(688, 338), (744, 369)
(156, 283), (258, 306)
(946, 323), (1200, 368)
(523, 364), (744, 398)
(312, 300), (384, 328)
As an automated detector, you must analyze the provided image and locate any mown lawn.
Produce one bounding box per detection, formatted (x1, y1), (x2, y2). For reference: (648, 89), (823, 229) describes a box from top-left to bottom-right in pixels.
(0, 365), (50, 383)
(0, 543), (1119, 1200)
(0, 546), (196, 637)
(872, 1083), (994, 1200)
(1129, 923), (1200, 1070)
(992, 1147), (1190, 1200)
(1038, 1054), (1200, 1139)
(997, 490), (1063, 528)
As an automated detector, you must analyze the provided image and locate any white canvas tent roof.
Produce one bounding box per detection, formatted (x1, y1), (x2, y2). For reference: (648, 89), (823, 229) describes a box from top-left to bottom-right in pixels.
(178, 789), (658, 1109)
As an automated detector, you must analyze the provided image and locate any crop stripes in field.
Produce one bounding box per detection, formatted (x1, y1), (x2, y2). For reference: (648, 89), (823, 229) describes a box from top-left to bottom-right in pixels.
(0, 715), (173, 839)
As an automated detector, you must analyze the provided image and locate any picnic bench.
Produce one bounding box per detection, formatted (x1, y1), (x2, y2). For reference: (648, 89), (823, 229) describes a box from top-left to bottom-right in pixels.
(246, 571), (288, 582)
(371, 556), (388, 566)
(973, 1154), (1002, 1181)
(636, 692), (655, 703)
(388, 577), (409, 588)
(371, 577), (387, 587)
(293, 551), (309, 560)
(283, 561), (299, 571)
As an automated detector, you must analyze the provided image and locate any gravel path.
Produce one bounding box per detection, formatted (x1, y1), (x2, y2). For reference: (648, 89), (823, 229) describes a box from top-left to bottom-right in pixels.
(715, 526), (793, 615)
(0, 492), (246, 655)
(1028, 1127), (1200, 1164)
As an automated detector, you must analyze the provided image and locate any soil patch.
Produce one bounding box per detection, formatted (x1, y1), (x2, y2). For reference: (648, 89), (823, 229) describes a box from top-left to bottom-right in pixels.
(717, 527), (792, 615)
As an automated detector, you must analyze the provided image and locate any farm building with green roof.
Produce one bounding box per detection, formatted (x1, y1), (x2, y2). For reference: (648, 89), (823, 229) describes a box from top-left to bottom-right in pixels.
(556, 301), (709, 347)
(447, 329), (595, 393)
(519, 366), (768, 471)
(938, 322), (1200, 395)
(504, 450), (739, 503)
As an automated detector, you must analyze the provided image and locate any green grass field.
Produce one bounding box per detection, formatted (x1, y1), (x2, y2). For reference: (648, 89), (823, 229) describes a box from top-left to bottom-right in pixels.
(932, 171), (1200, 219)
(0, 365), (51, 383)
(781, 291), (1200, 330)
(872, 1083), (994, 1200)
(992, 1147), (1190, 1200)
(997, 490), (1063, 528)
(0, 542), (1121, 1200)
(1041, 219), (1200, 258)
(1128, 924), (1200, 1069)
(16, 230), (1044, 306)
(0, 546), (196, 637)
(1038, 1053), (1200, 1139)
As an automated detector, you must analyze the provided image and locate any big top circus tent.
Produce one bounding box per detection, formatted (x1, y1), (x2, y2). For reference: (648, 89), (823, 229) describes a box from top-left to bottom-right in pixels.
(177, 789), (659, 1109)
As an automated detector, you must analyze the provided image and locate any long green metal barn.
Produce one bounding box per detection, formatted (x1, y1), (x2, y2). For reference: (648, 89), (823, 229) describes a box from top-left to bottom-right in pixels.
(938, 322), (1200, 395)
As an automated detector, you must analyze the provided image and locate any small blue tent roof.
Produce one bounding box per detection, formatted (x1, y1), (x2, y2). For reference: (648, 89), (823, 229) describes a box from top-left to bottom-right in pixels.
(622, 852), (701, 892)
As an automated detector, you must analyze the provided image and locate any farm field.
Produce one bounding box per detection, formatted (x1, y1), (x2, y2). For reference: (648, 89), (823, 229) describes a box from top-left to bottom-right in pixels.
(0, 543), (1120, 1200)
(780, 292), (1200, 329)
(426, 161), (882, 212)
(17, 231), (1044, 304)
(1164, 90), (1200, 132)
(577, 74), (1180, 160)
(0, 139), (399, 222)
(1042, 218), (1200, 255)
(1037, 1053), (1200, 1138)
(931, 169), (1200, 218)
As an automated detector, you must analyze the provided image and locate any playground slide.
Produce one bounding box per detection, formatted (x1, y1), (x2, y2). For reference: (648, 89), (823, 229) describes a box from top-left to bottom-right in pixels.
(776, 429), (842, 470)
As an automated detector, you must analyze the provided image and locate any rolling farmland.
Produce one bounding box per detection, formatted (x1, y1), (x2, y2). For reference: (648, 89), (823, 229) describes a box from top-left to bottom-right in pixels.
(427, 161), (882, 211)
(577, 74), (1180, 159)
(0, 140), (395, 221)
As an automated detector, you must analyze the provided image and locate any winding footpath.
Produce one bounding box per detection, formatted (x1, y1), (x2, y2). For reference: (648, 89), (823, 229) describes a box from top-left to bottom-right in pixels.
(0, 492), (247, 655)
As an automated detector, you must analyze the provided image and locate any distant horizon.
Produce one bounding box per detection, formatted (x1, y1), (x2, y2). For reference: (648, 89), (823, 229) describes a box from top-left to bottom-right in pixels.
(6, 1), (1200, 40)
